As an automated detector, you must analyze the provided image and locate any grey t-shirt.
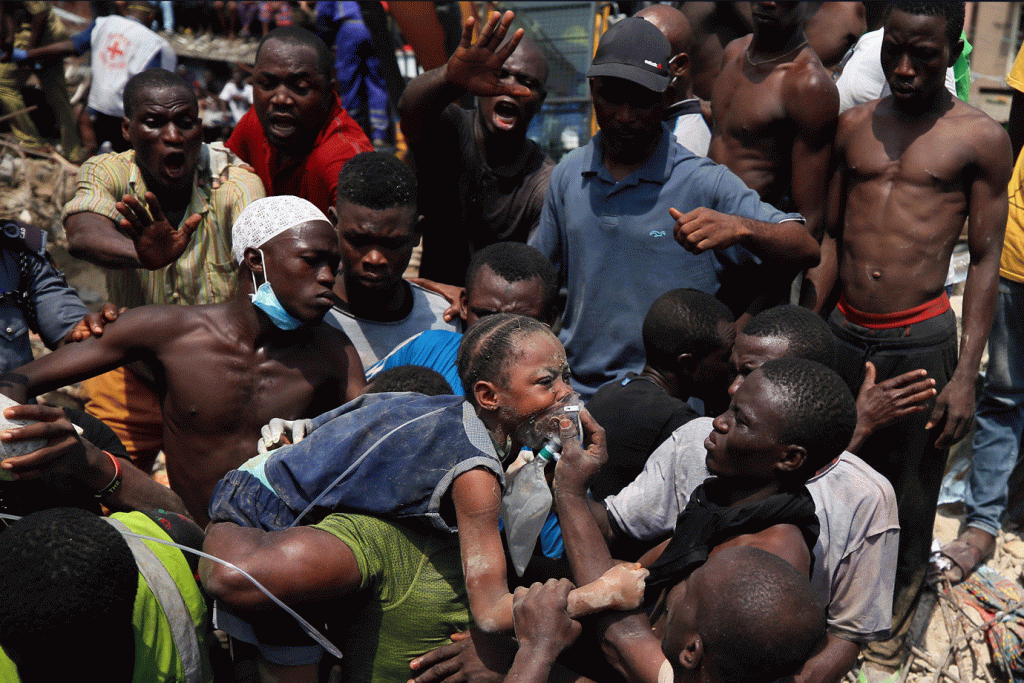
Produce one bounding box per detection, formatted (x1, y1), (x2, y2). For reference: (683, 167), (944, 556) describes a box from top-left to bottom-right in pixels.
(325, 282), (460, 370)
(604, 417), (900, 642)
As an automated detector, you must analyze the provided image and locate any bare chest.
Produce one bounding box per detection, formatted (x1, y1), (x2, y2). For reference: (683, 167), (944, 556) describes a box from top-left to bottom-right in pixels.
(845, 122), (970, 195)
(162, 340), (335, 434)
(712, 63), (791, 149)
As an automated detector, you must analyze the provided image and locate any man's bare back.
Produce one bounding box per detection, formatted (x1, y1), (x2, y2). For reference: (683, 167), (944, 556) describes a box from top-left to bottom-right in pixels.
(835, 95), (1009, 313)
(709, 33), (838, 218)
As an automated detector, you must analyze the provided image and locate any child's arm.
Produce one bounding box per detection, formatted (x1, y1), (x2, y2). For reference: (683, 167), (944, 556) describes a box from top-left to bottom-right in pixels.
(452, 468), (515, 633)
(452, 469), (648, 635)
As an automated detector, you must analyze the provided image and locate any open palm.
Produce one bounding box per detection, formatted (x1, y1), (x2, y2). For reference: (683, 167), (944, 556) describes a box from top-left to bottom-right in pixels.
(448, 10), (531, 98)
(116, 192), (201, 270)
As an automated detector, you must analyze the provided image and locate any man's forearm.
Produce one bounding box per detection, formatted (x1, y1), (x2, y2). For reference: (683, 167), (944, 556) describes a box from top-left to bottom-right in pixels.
(24, 39), (77, 61)
(554, 487), (617, 584)
(397, 65), (464, 147)
(65, 214), (144, 269)
(956, 260), (1000, 381)
(743, 219), (820, 270)
(790, 634), (860, 683)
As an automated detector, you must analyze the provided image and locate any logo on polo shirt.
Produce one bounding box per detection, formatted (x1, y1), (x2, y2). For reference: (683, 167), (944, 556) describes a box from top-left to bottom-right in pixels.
(649, 230), (667, 238)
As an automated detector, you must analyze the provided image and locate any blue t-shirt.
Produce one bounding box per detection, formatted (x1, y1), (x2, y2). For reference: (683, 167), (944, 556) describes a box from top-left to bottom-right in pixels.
(367, 329), (464, 396)
(529, 125), (804, 398)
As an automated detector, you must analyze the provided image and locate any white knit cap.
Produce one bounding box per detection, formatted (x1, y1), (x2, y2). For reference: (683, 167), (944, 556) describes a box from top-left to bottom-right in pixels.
(231, 195), (332, 263)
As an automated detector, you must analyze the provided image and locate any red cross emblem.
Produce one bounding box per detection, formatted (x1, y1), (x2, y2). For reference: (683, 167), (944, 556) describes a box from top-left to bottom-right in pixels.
(106, 41), (124, 60)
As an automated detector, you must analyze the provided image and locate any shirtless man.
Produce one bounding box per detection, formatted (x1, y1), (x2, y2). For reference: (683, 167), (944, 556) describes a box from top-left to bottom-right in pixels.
(679, 2), (753, 102)
(708, 1), (839, 255)
(810, 1), (1013, 673)
(805, 2), (867, 73)
(0, 196), (365, 525)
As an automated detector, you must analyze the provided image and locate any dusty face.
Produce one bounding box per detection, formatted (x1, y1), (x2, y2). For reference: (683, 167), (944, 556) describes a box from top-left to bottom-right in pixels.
(252, 39), (332, 150)
(881, 9), (952, 107)
(493, 330), (573, 435)
(462, 266), (549, 326)
(477, 45), (547, 138)
(256, 221), (341, 323)
(336, 201), (419, 296)
(123, 84), (202, 192)
(727, 333), (791, 396)
(590, 76), (665, 160)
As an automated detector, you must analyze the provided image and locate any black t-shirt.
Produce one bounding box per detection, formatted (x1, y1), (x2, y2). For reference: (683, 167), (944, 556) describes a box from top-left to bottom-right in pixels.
(586, 374), (698, 500)
(411, 105), (554, 285)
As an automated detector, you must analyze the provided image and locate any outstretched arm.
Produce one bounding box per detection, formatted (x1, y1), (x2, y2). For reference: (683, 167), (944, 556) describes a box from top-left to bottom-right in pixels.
(671, 208), (820, 270)
(201, 523), (362, 610)
(397, 10), (529, 147)
(0, 307), (165, 403)
(66, 193), (201, 270)
(927, 122), (1013, 450)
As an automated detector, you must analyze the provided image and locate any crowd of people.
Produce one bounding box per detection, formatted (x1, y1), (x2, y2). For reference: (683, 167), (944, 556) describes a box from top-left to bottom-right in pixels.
(0, 2), (1019, 683)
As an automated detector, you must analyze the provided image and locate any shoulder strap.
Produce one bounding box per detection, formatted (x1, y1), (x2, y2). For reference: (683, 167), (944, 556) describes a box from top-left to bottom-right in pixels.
(105, 517), (203, 683)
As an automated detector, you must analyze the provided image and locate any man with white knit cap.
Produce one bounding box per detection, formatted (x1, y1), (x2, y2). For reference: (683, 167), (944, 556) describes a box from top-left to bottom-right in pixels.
(0, 196), (366, 526)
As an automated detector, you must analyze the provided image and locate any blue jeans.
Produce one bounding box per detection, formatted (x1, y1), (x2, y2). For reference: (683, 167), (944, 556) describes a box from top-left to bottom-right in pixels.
(964, 277), (1024, 536)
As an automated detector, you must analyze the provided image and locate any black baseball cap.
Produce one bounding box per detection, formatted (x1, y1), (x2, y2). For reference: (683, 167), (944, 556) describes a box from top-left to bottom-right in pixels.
(587, 17), (672, 93)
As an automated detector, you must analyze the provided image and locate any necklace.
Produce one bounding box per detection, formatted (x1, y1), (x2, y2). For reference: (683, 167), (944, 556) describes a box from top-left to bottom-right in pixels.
(745, 38), (808, 66)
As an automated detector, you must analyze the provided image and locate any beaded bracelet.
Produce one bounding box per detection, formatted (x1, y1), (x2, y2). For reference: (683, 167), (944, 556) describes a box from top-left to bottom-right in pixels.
(95, 451), (123, 499)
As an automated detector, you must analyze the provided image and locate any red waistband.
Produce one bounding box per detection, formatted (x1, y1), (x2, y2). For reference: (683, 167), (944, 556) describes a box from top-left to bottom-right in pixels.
(836, 291), (951, 329)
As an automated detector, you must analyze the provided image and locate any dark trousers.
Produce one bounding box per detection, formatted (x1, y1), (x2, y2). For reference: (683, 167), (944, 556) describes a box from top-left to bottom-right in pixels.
(828, 306), (958, 667)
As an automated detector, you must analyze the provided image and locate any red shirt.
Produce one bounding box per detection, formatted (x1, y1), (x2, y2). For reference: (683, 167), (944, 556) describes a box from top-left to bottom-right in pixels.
(226, 95), (372, 214)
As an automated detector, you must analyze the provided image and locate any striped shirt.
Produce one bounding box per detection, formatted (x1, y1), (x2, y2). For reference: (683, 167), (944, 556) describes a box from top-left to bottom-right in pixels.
(62, 146), (265, 307)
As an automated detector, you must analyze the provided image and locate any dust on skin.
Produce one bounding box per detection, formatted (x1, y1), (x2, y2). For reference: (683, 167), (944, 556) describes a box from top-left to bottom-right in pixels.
(566, 563), (650, 617)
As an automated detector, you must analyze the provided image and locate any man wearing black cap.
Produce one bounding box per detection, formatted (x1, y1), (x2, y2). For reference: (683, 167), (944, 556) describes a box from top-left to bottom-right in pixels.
(529, 16), (819, 400)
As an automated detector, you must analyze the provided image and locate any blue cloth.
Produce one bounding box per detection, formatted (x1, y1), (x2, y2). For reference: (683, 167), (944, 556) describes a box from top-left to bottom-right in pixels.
(529, 124), (803, 398)
(209, 393), (504, 533)
(964, 277), (1024, 536)
(368, 329), (464, 396)
(70, 21), (96, 54)
(0, 225), (87, 373)
(333, 1), (388, 144)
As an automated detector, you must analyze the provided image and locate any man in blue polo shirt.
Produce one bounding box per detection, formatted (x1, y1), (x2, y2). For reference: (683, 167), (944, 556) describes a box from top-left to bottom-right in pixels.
(529, 16), (819, 399)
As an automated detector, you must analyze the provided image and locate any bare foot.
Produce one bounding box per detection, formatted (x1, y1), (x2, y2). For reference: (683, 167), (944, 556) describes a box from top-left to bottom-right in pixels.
(937, 527), (995, 583)
(566, 563), (649, 617)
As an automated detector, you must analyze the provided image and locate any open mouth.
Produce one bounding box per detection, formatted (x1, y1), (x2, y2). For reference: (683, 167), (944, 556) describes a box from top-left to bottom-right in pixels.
(163, 152), (187, 178)
(268, 112), (298, 137)
(491, 99), (522, 131)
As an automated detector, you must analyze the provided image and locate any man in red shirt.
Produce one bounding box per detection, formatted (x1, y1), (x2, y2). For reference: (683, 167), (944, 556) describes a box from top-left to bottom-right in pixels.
(226, 26), (373, 214)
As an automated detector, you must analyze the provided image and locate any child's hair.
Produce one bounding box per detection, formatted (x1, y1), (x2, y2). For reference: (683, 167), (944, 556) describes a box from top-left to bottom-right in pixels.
(458, 313), (554, 405)
(366, 365), (453, 396)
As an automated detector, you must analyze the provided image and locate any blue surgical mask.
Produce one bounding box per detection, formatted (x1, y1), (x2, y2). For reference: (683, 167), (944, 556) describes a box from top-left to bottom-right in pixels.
(250, 250), (303, 330)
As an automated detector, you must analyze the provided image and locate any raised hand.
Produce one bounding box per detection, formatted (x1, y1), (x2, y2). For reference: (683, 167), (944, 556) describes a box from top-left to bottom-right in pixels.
(116, 192), (202, 269)
(447, 10), (530, 98)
